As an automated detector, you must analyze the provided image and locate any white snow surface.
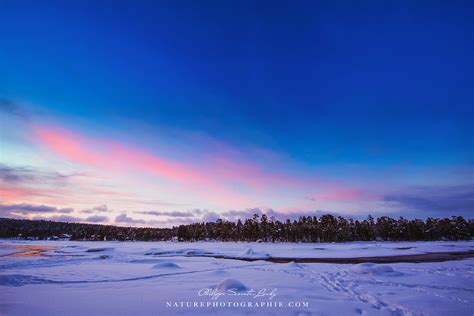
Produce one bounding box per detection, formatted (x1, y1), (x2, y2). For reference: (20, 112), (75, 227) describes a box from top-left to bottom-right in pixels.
(0, 240), (473, 316)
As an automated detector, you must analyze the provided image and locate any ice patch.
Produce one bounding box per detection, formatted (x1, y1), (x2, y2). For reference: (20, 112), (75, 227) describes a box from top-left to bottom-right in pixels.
(210, 269), (230, 277)
(0, 274), (55, 287)
(395, 247), (415, 250)
(216, 278), (248, 292)
(151, 262), (181, 269)
(145, 248), (213, 257)
(287, 261), (303, 269)
(240, 247), (270, 259)
(350, 263), (401, 276)
(54, 245), (87, 253)
(86, 248), (114, 253)
(0, 246), (20, 257)
(129, 259), (169, 264)
(142, 248), (161, 255)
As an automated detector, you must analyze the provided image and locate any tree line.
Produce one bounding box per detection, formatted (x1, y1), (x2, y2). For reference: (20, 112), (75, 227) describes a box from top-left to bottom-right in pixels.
(0, 214), (472, 242)
(0, 217), (174, 241)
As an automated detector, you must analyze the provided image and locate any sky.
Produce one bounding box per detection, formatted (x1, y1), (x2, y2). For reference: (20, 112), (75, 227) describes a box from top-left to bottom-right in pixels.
(0, 0), (473, 227)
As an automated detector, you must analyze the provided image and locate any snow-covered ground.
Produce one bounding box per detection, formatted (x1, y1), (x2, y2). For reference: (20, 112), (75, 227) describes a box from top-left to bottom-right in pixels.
(0, 240), (473, 316)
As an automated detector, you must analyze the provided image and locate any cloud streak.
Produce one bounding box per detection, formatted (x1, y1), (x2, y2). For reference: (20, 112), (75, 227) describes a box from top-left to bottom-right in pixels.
(135, 210), (195, 217)
(0, 163), (72, 184)
(32, 124), (367, 209)
(383, 184), (474, 216)
(80, 205), (111, 214)
(0, 203), (110, 224)
(0, 203), (73, 215)
(115, 213), (146, 224)
(85, 215), (109, 223)
(31, 215), (83, 222)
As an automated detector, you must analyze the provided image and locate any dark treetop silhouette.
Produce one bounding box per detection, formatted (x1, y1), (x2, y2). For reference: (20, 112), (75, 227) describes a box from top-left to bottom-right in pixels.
(1, 214), (472, 242)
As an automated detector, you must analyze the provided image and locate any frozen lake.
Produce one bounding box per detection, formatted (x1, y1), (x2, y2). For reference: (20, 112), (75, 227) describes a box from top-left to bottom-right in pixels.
(1, 240), (473, 315)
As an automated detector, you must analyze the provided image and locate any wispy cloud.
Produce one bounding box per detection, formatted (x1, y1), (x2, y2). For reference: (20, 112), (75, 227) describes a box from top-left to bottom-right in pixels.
(0, 163), (71, 184)
(0, 187), (59, 200)
(0, 165), (36, 183)
(32, 124), (367, 209)
(115, 213), (146, 224)
(0, 202), (110, 223)
(383, 184), (474, 216)
(85, 215), (109, 223)
(135, 210), (194, 217)
(0, 203), (73, 216)
(32, 214), (82, 222)
(81, 204), (111, 214)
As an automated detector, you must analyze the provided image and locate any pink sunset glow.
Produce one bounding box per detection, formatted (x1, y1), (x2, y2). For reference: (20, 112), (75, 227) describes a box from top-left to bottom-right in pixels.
(29, 124), (368, 212)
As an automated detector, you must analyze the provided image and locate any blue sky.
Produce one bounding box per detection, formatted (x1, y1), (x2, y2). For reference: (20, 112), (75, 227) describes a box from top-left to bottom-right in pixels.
(0, 0), (473, 226)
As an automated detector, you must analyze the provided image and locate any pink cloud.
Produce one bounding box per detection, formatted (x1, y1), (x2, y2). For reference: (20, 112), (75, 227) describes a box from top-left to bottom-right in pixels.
(33, 125), (296, 190)
(317, 188), (365, 201)
(31, 124), (369, 209)
(35, 127), (99, 165)
(0, 186), (57, 200)
(32, 125), (258, 206)
(0, 185), (72, 206)
(0, 187), (30, 200)
(109, 143), (206, 183)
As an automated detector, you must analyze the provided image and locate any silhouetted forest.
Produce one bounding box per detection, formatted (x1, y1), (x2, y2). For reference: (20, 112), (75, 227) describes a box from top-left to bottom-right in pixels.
(1, 214), (473, 242)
